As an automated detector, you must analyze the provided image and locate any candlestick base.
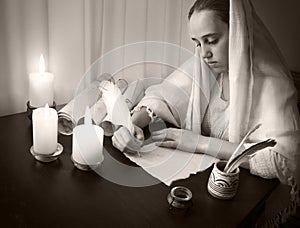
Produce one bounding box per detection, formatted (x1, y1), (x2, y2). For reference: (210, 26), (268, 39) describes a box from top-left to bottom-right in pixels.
(71, 155), (100, 171)
(27, 101), (57, 121)
(30, 143), (63, 162)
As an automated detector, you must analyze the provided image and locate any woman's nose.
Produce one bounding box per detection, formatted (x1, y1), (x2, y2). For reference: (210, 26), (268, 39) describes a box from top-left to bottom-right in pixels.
(201, 46), (212, 59)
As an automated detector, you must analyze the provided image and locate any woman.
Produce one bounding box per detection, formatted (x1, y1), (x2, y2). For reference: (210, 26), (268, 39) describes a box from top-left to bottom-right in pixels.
(112, 0), (300, 226)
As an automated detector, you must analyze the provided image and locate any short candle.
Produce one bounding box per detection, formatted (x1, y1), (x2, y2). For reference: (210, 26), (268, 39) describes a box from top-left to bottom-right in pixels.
(29, 54), (54, 107)
(72, 107), (104, 166)
(32, 104), (58, 154)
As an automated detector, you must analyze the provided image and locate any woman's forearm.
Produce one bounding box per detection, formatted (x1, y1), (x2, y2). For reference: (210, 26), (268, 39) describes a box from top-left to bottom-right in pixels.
(198, 135), (248, 168)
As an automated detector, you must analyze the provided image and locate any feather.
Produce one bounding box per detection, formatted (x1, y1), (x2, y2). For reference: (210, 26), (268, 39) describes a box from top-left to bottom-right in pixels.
(225, 138), (276, 173)
(224, 123), (262, 172)
(101, 80), (134, 134)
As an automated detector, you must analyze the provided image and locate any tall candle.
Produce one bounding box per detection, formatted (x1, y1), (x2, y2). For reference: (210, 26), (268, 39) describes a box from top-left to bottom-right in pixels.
(29, 54), (54, 107)
(32, 104), (58, 154)
(72, 107), (104, 166)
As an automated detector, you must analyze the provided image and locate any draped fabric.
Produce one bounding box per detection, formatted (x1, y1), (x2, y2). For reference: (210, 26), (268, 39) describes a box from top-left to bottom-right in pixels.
(0, 0), (299, 117)
(135, 0), (300, 225)
(0, 0), (195, 116)
(139, 0), (300, 184)
(228, 0), (300, 179)
(229, 1), (300, 224)
(0, 0), (49, 116)
(83, 0), (196, 83)
(0, 0), (299, 225)
(1, 0), (299, 117)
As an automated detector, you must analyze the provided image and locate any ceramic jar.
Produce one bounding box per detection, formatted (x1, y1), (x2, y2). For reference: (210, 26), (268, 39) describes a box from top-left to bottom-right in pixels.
(207, 161), (240, 200)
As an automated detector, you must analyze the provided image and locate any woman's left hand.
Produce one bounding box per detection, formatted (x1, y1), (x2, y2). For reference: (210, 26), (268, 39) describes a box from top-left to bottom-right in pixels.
(151, 128), (202, 153)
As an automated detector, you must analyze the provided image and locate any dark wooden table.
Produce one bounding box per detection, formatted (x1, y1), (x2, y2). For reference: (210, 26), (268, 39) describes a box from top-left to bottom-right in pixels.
(0, 111), (279, 227)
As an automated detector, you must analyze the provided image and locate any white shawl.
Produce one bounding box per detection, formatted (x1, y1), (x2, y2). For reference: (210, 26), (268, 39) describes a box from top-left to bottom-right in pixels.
(137, 0), (300, 225)
(139, 0), (300, 186)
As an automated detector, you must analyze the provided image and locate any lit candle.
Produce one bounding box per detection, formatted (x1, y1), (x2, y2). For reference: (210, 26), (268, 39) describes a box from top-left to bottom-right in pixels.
(29, 54), (54, 107)
(72, 107), (104, 166)
(32, 104), (58, 154)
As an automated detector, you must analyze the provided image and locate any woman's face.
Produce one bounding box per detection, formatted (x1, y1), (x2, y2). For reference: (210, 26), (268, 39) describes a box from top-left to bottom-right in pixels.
(189, 10), (229, 75)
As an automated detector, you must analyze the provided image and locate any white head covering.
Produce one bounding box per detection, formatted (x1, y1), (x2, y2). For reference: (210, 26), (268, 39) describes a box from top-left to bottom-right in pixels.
(139, 0), (300, 184)
(228, 0), (300, 166)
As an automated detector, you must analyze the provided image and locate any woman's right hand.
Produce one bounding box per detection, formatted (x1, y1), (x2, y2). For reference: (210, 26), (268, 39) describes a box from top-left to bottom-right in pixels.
(112, 125), (144, 153)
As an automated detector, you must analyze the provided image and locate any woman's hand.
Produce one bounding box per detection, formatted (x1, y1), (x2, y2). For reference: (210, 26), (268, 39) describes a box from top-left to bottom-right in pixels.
(152, 128), (249, 161)
(151, 128), (202, 153)
(112, 125), (144, 153)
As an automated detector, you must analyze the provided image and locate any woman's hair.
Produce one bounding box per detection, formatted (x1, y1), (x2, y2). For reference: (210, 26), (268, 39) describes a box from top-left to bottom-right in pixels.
(188, 0), (229, 25)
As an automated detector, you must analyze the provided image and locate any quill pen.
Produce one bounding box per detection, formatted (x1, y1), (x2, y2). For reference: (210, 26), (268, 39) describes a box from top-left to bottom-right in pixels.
(225, 138), (277, 173)
(224, 123), (262, 172)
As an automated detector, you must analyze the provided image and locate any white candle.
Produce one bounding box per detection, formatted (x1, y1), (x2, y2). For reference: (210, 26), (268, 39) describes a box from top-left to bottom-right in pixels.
(32, 104), (58, 154)
(72, 107), (104, 165)
(29, 54), (54, 107)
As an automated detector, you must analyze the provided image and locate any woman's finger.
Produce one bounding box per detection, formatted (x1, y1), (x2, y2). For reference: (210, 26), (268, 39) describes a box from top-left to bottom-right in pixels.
(151, 134), (165, 141)
(151, 129), (169, 141)
(152, 128), (180, 141)
(156, 140), (177, 149)
(112, 135), (125, 152)
(115, 126), (142, 152)
(114, 126), (129, 141)
(151, 129), (166, 136)
(134, 126), (144, 141)
(118, 126), (141, 145)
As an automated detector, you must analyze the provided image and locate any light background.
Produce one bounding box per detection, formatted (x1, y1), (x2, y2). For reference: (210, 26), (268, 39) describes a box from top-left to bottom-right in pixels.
(0, 0), (299, 116)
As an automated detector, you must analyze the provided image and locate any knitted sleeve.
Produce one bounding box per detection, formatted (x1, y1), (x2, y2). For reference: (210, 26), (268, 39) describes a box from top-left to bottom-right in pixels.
(249, 148), (298, 202)
(249, 148), (295, 184)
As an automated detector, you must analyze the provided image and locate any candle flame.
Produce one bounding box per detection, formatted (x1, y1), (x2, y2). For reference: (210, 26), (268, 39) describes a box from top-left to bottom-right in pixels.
(84, 106), (92, 125)
(39, 54), (45, 75)
(44, 103), (50, 117)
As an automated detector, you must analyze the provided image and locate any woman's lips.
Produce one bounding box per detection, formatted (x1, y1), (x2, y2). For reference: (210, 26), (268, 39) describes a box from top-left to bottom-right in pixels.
(207, 61), (218, 67)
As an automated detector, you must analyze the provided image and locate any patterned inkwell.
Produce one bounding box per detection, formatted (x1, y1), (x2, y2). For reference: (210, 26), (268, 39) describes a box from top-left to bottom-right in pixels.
(207, 161), (240, 200)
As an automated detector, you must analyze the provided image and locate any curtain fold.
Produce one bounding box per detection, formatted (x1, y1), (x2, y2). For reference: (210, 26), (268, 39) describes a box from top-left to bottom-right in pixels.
(1, 0), (295, 116)
(0, 0), (194, 116)
(0, 0), (49, 116)
(83, 0), (195, 83)
(48, 0), (86, 107)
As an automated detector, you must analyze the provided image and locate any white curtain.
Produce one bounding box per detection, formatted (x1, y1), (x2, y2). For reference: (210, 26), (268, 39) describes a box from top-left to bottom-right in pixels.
(0, 0), (49, 116)
(83, 0), (195, 82)
(0, 0), (195, 116)
(0, 0), (299, 116)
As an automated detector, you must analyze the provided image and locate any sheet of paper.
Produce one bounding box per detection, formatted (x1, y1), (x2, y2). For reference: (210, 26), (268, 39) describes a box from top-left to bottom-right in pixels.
(124, 144), (218, 186)
(101, 80), (217, 185)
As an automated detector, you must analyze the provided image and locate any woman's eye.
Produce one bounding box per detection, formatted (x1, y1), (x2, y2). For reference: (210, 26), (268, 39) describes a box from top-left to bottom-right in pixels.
(207, 39), (218, 45)
(191, 38), (201, 47)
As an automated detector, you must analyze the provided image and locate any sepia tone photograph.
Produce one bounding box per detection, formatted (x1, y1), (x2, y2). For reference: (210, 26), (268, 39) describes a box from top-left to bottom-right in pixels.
(0, 0), (299, 227)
